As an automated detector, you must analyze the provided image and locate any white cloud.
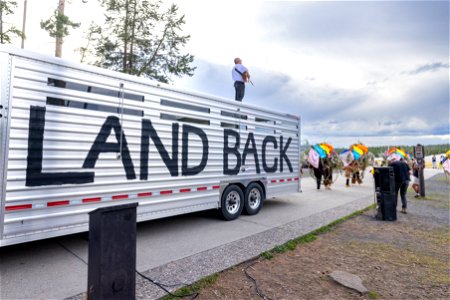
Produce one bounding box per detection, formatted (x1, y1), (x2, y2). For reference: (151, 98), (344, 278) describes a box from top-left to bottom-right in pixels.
(8, 0), (450, 147)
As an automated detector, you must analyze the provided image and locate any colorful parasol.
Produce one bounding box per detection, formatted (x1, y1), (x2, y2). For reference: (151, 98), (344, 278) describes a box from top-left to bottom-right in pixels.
(446, 150), (450, 158)
(340, 143), (368, 165)
(312, 143), (334, 159)
(385, 147), (407, 162)
(351, 143), (369, 160)
(307, 143), (334, 168)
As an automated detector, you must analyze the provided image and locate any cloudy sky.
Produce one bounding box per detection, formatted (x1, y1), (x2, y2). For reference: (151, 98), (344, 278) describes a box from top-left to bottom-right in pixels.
(9, 0), (450, 147)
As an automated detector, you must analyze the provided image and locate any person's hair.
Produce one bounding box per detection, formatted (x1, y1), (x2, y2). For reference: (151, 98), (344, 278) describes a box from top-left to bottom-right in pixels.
(234, 57), (241, 64)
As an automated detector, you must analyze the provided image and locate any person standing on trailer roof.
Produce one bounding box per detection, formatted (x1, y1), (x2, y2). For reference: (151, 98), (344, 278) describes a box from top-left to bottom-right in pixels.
(232, 57), (250, 101)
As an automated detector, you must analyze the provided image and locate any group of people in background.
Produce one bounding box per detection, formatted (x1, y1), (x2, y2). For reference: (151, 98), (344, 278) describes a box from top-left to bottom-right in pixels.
(232, 59), (444, 216)
(306, 146), (437, 215)
(431, 154), (447, 169)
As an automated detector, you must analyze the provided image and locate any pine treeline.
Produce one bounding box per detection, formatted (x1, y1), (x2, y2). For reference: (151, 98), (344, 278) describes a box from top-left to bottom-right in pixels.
(334, 144), (449, 157)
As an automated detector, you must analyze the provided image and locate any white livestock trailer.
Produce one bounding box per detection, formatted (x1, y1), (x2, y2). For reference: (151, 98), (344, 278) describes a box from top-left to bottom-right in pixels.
(0, 46), (301, 246)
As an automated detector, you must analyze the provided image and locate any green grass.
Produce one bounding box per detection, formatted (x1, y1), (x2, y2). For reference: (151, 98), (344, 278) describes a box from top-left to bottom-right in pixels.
(261, 251), (274, 260)
(160, 273), (219, 300)
(368, 290), (380, 299)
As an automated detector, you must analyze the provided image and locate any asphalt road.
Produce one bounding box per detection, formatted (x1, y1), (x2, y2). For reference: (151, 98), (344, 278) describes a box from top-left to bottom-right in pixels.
(0, 169), (441, 299)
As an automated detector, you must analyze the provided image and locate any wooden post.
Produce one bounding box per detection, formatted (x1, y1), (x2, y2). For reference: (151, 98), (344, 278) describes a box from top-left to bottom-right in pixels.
(55, 0), (65, 57)
(414, 144), (425, 197)
(21, 0), (27, 49)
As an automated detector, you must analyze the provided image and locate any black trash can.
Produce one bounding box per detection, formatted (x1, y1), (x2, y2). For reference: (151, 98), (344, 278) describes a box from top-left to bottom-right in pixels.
(87, 203), (138, 300)
(373, 167), (396, 221)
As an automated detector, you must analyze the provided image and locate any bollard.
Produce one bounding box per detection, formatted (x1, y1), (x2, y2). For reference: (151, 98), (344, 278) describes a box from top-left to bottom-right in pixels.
(87, 203), (138, 300)
(414, 144), (426, 197)
(373, 167), (396, 221)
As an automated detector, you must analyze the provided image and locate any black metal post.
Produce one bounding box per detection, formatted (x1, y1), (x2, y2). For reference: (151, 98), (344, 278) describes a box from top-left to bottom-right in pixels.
(373, 167), (397, 221)
(87, 203), (138, 300)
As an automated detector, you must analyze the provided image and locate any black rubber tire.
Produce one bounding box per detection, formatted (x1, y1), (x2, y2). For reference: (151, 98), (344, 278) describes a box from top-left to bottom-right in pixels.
(220, 185), (244, 221)
(244, 183), (264, 215)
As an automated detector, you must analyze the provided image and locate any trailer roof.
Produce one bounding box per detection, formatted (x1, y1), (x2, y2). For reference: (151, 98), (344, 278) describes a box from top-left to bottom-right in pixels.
(0, 45), (300, 121)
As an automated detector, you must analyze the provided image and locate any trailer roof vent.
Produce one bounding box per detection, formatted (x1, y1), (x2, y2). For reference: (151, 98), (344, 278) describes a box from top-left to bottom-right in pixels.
(221, 110), (248, 120)
(161, 99), (210, 113)
(220, 122), (247, 131)
(47, 78), (144, 102)
(255, 117), (276, 125)
(47, 97), (143, 117)
(160, 113), (210, 125)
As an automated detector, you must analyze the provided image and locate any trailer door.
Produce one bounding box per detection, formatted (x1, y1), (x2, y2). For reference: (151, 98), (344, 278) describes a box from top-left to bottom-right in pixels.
(0, 52), (12, 238)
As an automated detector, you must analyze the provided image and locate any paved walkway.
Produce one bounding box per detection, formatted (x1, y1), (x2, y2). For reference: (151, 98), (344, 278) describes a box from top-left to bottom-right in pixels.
(0, 169), (441, 299)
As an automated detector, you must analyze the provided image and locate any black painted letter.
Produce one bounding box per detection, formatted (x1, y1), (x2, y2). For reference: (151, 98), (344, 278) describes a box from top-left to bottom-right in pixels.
(26, 106), (94, 186)
(83, 116), (136, 180)
(242, 133), (260, 173)
(262, 136), (278, 173)
(223, 129), (241, 175)
(140, 119), (179, 179)
(279, 136), (293, 172)
(182, 124), (209, 176)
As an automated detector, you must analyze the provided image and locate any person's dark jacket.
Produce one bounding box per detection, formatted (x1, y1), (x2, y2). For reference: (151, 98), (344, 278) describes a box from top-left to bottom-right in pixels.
(390, 160), (411, 185)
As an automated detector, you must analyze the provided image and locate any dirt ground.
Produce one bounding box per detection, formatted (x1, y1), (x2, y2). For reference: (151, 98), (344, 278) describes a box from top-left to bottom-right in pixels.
(176, 174), (450, 300)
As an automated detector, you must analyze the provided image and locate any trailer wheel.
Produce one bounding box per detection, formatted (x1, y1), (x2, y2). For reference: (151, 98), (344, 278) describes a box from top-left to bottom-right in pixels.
(244, 183), (264, 215)
(220, 185), (244, 220)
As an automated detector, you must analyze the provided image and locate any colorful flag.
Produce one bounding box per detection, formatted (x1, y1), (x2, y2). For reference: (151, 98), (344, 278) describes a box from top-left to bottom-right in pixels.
(340, 149), (354, 166)
(313, 144), (327, 158)
(308, 148), (320, 169)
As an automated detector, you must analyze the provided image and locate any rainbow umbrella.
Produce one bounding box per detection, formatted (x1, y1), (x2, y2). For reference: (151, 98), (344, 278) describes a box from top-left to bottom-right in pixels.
(312, 143), (334, 159)
(384, 147), (397, 157)
(395, 148), (407, 158)
(313, 144), (326, 158)
(350, 143), (368, 160)
(384, 147), (406, 159)
(385, 147), (407, 162)
(320, 143), (334, 155)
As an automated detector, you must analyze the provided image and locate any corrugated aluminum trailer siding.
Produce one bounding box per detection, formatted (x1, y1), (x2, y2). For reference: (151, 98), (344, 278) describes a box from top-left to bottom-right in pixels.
(0, 52), (13, 241)
(1, 50), (299, 246)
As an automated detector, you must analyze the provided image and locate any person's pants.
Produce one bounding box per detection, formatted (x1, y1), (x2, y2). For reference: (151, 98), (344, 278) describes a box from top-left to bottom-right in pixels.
(234, 81), (245, 101)
(395, 181), (409, 209)
(314, 168), (323, 189)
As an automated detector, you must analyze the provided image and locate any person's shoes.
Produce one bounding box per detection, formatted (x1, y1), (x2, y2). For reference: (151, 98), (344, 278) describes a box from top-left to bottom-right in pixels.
(401, 208), (407, 214)
(414, 194), (419, 198)
(345, 184), (350, 188)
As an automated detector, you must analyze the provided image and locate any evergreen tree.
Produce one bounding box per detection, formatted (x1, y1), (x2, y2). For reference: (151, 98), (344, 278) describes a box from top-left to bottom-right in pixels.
(40, 0), (81, 57)
(91, 0), (195, 83)
(0, 0), (23, 44)
(76, 21), (100, 63)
